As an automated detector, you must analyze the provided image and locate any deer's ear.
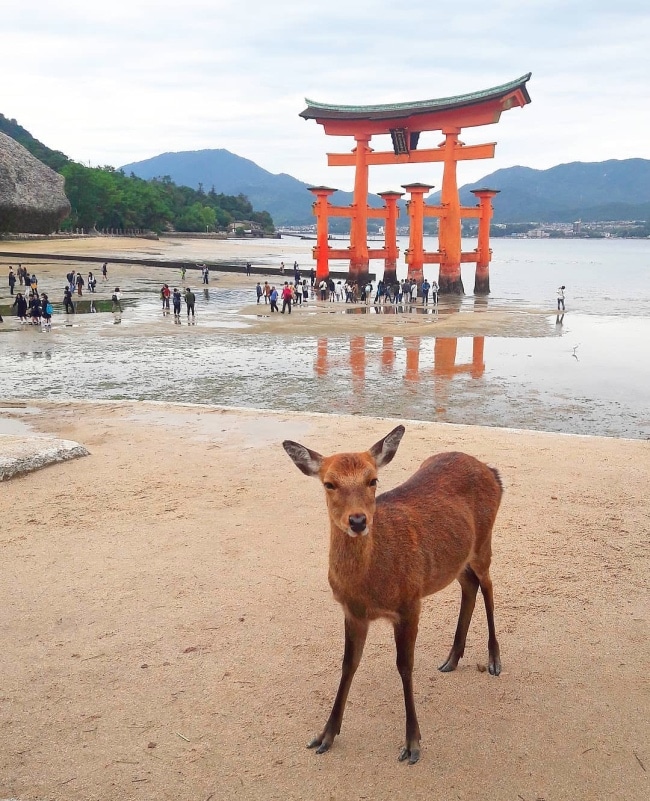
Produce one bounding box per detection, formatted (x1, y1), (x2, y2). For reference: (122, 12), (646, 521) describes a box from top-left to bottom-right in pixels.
(283, 440), (323, 477)
(368, 425), (405, 468)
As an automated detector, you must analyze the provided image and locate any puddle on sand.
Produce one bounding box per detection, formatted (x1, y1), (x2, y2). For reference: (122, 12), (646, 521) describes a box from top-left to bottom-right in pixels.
(2, 290), (649, 439)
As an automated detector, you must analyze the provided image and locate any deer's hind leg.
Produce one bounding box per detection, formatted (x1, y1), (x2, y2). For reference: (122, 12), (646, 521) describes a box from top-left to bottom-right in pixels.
(472, 563), (501, 676)
(439, 566), (480, 673)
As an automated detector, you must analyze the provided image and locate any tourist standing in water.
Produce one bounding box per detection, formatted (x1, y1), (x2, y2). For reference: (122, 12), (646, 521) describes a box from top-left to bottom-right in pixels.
(185, 287), (196, 319)
(63, 286), (75, 314)
(161, 284), (171, 312)
(111, 287), (123, 313)
(557, 285), (566, 311)
(172, 287), (182, 318)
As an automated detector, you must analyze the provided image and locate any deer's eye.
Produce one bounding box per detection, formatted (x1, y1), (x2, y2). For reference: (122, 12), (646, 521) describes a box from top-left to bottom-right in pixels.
(323, 481), (336, 490)
(369, 478), (378, 487)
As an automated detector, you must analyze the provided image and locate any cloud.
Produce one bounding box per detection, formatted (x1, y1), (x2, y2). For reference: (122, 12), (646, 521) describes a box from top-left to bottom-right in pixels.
(2, 0), (649, 191)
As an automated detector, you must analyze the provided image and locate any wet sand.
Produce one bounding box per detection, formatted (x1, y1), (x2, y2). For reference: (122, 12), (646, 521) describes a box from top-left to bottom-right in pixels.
(1, 235), (557, 338)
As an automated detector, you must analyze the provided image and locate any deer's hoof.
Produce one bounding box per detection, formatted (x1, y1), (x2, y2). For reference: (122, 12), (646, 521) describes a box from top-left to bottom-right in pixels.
(488, 657), (502, 676)
(398, 745), (420, 765)
(307, 735), (331, 754)
(438, 656), (459, 673)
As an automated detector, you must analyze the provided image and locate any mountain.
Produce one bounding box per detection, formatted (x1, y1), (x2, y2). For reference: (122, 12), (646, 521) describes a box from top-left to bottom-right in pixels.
(450, 159), (650, 223)
(119, 149), (385, 227)
(122, 151), (650, 226)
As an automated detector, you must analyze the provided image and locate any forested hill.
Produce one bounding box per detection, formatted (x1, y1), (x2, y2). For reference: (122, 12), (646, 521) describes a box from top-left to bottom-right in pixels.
(123, 148), (650, 226)
(0, 114), (274, 234)
(120, 148), (373, 227)
(451, 159), (650, 223)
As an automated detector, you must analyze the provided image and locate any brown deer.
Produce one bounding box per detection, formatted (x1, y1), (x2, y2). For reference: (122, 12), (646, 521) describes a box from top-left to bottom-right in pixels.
(282, 424), (503, 764)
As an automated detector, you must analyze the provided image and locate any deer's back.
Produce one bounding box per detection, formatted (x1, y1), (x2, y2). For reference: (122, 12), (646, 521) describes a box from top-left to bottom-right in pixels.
(331, 452), (502, 617)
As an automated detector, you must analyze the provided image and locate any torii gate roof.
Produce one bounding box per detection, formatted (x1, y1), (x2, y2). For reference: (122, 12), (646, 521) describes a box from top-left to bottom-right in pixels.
(300, 73), (532, 136)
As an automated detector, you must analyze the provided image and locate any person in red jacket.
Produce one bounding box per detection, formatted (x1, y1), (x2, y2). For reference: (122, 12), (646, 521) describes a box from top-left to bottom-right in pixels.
(281, 282), (293, 314)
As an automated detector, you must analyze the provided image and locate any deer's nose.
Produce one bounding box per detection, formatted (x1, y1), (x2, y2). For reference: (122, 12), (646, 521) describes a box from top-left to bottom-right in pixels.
(348, 514), (367, 533)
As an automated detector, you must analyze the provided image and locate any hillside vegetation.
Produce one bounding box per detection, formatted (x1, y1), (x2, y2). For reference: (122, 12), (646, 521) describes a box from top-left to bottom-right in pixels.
(123, 148), (650, 231)
(0, 114), (274, 234)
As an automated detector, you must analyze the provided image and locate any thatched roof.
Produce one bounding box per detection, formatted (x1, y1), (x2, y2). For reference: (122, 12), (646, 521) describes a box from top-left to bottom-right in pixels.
(0, 131), (71, 234)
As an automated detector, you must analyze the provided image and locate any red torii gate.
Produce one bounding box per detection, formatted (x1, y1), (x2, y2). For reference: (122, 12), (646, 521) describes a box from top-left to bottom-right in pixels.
(300, 73), (531, 294)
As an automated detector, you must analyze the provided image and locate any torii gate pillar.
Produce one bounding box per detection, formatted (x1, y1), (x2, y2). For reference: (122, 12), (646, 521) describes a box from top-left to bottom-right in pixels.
(471, 188), (500, 295)
(439, 129), (464, 294)
(308, 185), (337, 281)
(403, 183), (433, 284)
(378, 190), (403, 285)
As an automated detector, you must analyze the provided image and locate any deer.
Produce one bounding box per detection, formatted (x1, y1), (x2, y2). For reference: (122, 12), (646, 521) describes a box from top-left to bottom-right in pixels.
(282, 424), (503, 764)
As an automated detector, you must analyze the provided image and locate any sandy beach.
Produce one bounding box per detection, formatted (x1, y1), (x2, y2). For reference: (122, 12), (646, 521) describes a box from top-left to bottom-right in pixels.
(1, 236), (649, 800)
(0, 399), (648, 801)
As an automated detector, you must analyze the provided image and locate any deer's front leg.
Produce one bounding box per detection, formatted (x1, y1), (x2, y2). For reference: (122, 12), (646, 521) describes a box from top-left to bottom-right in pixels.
(308, 615), (368, 754)
(394, 605), (421, 764)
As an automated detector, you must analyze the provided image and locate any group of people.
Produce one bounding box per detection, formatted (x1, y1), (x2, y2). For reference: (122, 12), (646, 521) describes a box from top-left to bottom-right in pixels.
(65, 269), (99, 296)
(160, 284), (197, 319)
(256, 280), (309, 310)
(252, 275), (442, 312)
(9, 286), (54, 329)
(312, 276), (439, 306)
(7, 265), (37, 295)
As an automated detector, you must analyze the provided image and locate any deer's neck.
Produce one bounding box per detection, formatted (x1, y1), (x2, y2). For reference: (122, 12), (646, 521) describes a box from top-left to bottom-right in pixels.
(328, 524), (373, 583)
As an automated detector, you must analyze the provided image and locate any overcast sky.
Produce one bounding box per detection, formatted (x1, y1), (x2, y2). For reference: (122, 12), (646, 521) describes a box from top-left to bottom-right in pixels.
(3, 1), (649, 193)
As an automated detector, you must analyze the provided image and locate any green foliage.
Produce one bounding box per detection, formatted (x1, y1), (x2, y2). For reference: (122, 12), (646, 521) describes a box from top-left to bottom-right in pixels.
(1, 115), (276, 233)
(490, 223), (537, 238)
(58, 164), (275, 233)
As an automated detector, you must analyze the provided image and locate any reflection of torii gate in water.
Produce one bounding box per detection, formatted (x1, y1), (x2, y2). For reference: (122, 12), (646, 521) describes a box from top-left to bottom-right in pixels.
(315, 336), (485, 383)
(300, 73), (531, 294)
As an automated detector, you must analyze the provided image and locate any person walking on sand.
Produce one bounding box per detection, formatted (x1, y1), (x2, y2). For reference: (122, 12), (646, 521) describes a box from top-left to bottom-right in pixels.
(172, 287), (182, 318)
(185, 287), (196, 318)
(263, 281), (271, 304)
(431, 280), (439, 306)
(161, 284), (171, 312)
(281, 282), (293, 314)
(269, 286), (279, 312)
(76, 272), (85, 296)
(102, 262), (108, 281)
(41, 293), (53, 331)
(557, 285), (566, 311)
(12, 292), (28, 322)
(256, 282), (263, 303)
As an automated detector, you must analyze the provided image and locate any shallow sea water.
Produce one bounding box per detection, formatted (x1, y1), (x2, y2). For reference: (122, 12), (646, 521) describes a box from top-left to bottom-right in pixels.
(1, 238), (649, 439)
